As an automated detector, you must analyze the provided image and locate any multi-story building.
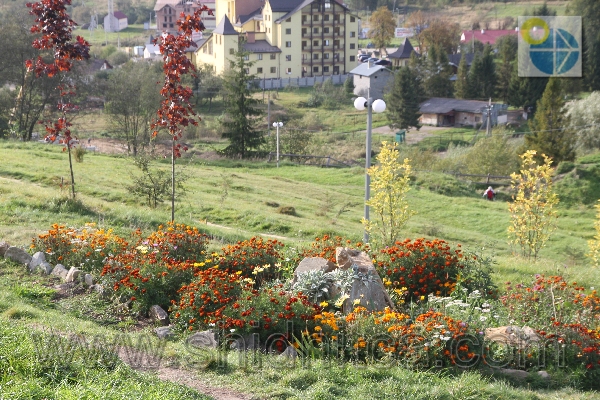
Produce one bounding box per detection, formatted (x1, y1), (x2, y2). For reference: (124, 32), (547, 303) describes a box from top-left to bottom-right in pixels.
(154, 0), (216, 34)
(195, 0), (360, 79)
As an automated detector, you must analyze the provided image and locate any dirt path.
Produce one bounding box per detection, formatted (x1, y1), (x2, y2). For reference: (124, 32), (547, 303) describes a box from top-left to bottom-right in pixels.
(205, 222), (288, 241)
(368, 125), (448, 145)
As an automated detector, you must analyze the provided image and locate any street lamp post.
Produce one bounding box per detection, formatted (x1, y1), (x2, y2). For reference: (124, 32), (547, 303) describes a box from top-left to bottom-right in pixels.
(354, 96), (386, 243)
(273, 121), (283, 167)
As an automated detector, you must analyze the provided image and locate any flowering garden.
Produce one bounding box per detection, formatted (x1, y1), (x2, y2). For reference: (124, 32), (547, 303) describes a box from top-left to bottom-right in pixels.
(30, 223), (600, 389)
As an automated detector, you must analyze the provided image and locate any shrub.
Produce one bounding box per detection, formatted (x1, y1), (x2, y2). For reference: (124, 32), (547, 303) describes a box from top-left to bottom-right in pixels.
(73, 145), (86, 162)
(100, 223), (210, 312)
(375, 238), (466, 302)
(31, 223), (129, 274)
(299, 234), (370, 264)
(216, 236), (285, 288)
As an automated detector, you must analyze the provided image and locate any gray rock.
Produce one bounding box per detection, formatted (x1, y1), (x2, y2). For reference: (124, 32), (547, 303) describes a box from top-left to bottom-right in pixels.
(187, 330), (218, 349)
(28, 251), (46, 272)
(155, 326), (174, 340)
(292, 257), (337, 284)
(149, 305), (170, 326)
(336, 248), (395, 313)
(39, 261), (53, 275)
(230, 333), (261, 351)
(65, 267), (81, 283)
(537, 370), (550, 379)
(84, 274), (94, 286)
(497, 368), (529, 380)
(4, 247), (32, 266)
(51, 264), (68, 279)
(279, 345), (298, 359)
(0, 241), (11, 257)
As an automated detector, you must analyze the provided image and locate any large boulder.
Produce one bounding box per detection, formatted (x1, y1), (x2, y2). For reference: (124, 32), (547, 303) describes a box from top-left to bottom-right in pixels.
(336, 247), (395, 313)
(187, 330), (218, 349)
(149, 305), (170, 326)
(4, 247), (32, 266)
(0, 241), (10, 257)
(292, 257), (336, 284)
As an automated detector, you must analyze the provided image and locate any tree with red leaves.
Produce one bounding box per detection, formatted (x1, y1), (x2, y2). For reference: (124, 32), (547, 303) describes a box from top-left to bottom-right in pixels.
(25, 0), (90, 199)
(152, 3), (211, 222)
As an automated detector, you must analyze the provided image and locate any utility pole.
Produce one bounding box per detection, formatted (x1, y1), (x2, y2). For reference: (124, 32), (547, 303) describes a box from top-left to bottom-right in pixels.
(267, 91), (271, 136)
(486, 98), (492, 137)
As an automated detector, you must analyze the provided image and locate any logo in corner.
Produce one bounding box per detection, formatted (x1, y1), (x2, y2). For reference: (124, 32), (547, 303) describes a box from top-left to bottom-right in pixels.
(518, 16), (582, 77)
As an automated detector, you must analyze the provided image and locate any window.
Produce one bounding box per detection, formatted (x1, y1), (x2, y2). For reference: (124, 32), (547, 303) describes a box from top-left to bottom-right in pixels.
(243, 54), (249, 60)
(324, 53), (329, 59)
(270, 53), (276, 60)
(286, 67), (292, 74)
(302, 53), (307, 61)
(350, 43), (355, 49)
(334, 53), (339, 60)
(270, 67), (276, 73)
(324, 14), (330, 21)
(302, 28), (307, 35)
(334, 27), (340, 35)
(350, 31), (355, 38)
(286, 55), (291, 61)
(313, 53), (319, 60)
(350, 16), (355, 22)
(164, 16), (167, 22)
(169, 23), (174, 28)
(285, 41), (292, 48)
(302, 40), (307, 48)
(313, 40), (319, 46)
(229, 48), (234, 54)
(350, 55), (355, 61)
(334, 39), (340, 47)
(302, 15), (307, 23)
(313, 27), (319, 34)
(286, 28), (291, 34)
(334, 14), (340, 23)
(244, 68), (249, 74)
(313, 66), (319, 73)
(325, 0), (331, 9)
(163, 23), (166, 28)
(257, 67), (263, 73)
(324, 40), (330, 46)
(324, 66), (329, 72)
(257, 54), (263, 60)
(313, 15), (319, 22)
(324, 27), (329, 34)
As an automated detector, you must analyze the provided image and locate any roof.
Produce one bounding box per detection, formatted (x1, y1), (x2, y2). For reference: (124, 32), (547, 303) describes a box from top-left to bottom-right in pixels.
(213, 15), (238, 35)
(243, 40), (281, 53)
(460, 29), (518, 45)
(420, 97), (492, 114)
(448, 53), (475, 67)
(113, 11), (127, 20)
(387, 38), (417, 59)
(237, 8), (262, 25)
(269, 0), (305, 13)
(145, 43), (161, 56)
(349, 63), (392, 77)
(154, 0), (179, 11)
(184, 41), (198, 53)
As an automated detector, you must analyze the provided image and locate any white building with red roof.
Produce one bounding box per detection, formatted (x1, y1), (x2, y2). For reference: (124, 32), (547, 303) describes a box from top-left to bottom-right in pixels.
(104, 11), (128, 32)
(460, 29), (518, 46)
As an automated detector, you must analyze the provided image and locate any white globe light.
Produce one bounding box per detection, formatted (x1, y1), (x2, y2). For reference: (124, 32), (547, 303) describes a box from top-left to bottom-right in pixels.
(372, 99), (386, 113)
(354, 97), (367, 111)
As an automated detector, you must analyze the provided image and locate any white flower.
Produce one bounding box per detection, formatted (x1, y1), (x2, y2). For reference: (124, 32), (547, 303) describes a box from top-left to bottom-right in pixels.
(479, 316), (487, 322)
(441, 336), (451, 341)
(209, 323), (215, 327)
(230, 329), (235, 333)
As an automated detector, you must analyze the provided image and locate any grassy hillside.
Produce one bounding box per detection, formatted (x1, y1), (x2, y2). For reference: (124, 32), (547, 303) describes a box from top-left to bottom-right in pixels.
(0, 140), (598, 290)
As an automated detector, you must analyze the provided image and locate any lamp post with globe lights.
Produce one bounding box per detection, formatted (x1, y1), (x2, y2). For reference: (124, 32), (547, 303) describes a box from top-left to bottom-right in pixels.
(273, 121), (283, 168)
(354, 96), (386, 243)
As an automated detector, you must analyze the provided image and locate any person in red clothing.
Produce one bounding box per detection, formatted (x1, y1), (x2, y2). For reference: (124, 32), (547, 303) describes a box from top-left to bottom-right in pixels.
(483, 186), (496, 201)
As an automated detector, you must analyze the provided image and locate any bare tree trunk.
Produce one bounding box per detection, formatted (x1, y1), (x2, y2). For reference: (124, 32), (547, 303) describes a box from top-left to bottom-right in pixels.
(171, 140), (175, 222)
(67, 144), (76, 199)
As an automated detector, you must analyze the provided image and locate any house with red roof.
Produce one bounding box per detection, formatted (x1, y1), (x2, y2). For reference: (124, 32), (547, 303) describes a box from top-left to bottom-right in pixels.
(460, 29), (518, 46)
(104, 11), (128, 32)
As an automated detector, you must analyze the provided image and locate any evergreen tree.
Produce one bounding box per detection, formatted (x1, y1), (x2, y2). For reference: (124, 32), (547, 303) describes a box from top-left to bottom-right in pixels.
(423, 45), (453, 98)
(571, 0), (600, 90)
(467, 51), (483, 99)
(385, 66), (421, 132)
(508, 61), (548, 115)
(586, 32), (600, 91)
(454, 53), (470, 99)
(496, 36), (517, 103)
(220, 42), (264, 159)
(525, 78), (576, 163)
(480, 44), (497, 100)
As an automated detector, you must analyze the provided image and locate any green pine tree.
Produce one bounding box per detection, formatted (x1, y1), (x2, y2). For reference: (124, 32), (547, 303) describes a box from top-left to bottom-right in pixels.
(468, 51), (483, 99)
(480, 44), (497, 100)
(496, 36), (517, 103)
(454, 53), (470, 99)
(220, 41), (264, 159)
(508, 61), (548, 114)
(525, 78), (576, 163)
(385, 66), (421, 132)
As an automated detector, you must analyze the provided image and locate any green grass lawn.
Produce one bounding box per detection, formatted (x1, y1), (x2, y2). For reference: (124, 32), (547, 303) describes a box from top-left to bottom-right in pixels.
(0, 140), (598, 290)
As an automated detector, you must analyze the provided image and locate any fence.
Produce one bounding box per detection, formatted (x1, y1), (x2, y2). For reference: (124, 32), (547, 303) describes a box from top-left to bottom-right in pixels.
(267, 152), (360, 168)
(255, 74), (349, 90)
(444, 171), (512, 186)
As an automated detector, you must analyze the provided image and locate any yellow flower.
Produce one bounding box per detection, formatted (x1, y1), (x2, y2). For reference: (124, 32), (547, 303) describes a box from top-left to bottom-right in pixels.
(420, 295), (425, 301)
(320, 301), (329, 307)
(235, 271), (243, 275)
(353, 299), (361, 305)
